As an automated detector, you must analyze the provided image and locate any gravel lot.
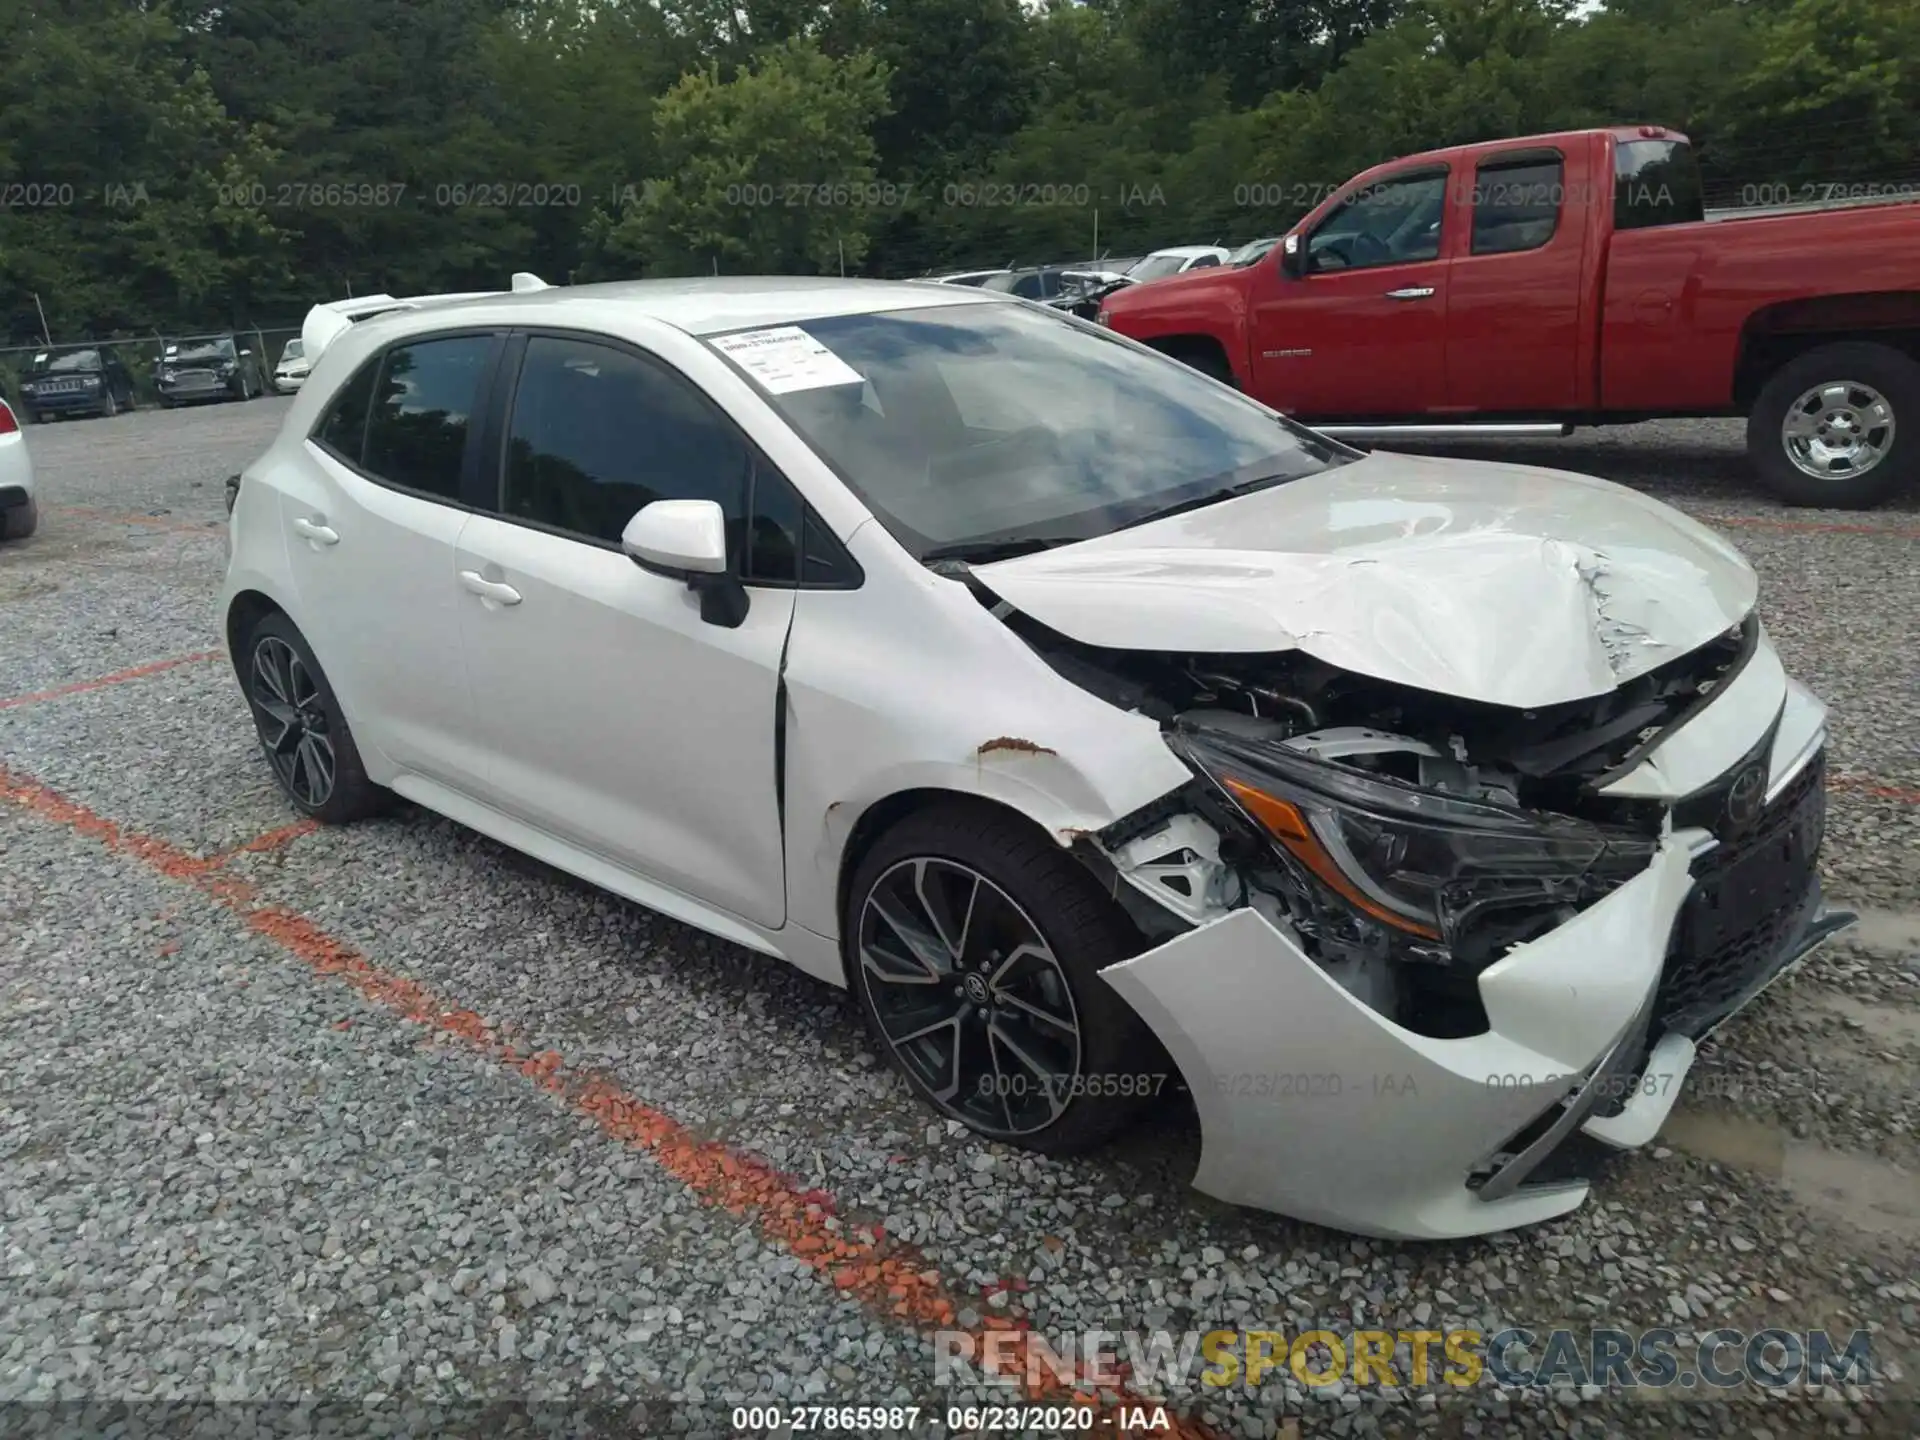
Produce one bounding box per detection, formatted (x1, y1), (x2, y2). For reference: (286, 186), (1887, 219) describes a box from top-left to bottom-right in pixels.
(2, 400), (1915, 1438)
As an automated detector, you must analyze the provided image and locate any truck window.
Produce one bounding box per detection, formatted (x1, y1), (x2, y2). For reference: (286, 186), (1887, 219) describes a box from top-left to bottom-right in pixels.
(1614, 139), (1705, 230)
(1471, 156), (1563, 255)
(1306, 169), (1448, 273)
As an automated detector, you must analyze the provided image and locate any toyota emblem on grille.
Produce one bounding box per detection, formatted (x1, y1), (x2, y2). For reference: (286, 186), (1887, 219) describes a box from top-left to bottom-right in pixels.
(1725, 763), (1768, 831)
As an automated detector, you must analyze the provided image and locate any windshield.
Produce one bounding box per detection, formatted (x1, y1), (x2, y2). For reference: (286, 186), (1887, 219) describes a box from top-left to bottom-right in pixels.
(1230, 238), (1277, 265)
(167, 338), (237, 363)
(280, 339), (305, 361)
(1127, 254), (1188, 281)
(32, 349), (103, 374)
(711, 302), (1348, 557)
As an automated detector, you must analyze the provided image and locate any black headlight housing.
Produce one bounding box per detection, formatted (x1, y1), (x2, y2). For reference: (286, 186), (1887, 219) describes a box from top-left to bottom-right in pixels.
(1171, 721), (1657, 965)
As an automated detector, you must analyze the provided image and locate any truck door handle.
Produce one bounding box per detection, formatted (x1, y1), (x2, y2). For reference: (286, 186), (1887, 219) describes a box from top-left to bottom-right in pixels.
(458, 570), (522, 606)
(291, 516), (339, 545)
(1384, 286), (1436, 300)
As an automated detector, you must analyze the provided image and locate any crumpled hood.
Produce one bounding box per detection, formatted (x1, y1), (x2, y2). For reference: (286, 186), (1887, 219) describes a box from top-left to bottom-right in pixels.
(973, 451), (1758, 709)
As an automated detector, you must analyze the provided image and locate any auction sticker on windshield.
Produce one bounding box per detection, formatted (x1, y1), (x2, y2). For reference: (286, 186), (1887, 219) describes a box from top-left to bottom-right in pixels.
(711, 325), (864, 393)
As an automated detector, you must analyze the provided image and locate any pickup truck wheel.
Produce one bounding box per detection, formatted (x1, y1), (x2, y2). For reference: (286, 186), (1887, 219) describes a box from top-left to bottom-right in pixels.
(1749, 342), (1917, 508)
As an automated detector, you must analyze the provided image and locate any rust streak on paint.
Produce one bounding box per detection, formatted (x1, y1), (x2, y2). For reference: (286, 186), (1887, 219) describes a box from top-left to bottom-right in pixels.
(0, 761), (1212, 1438)
(978, 736), (1058, 757)
(0, 651), (223, 711)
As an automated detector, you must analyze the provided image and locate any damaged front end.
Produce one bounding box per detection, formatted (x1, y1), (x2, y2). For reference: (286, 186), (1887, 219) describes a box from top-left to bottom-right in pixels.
(1011, 616), (1848, 1238)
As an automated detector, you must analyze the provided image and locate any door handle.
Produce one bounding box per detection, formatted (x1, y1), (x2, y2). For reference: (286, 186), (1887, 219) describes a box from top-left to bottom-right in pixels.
(1384, 286), (1437, 300)
(458, 570), (522, 606)
(291, 517), (339, 545)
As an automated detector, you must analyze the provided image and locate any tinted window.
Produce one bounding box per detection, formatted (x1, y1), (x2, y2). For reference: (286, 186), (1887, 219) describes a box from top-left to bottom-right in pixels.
(744, 464), (802, 583)
(503, 335), (748, 546)
(1188, 254), (1220, 269)
(314, 360), (379, 462)
(1471, 158), (1563, 255)
(362, 336), (492, 500)
(1614, 139), (1705, 230)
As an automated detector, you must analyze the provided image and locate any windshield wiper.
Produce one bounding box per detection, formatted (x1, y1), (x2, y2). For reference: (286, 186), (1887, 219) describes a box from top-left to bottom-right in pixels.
(919, 535), (1082, 565)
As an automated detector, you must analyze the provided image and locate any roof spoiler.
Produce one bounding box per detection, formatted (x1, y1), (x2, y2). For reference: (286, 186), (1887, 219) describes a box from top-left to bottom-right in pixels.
(300, 273), (549, 365)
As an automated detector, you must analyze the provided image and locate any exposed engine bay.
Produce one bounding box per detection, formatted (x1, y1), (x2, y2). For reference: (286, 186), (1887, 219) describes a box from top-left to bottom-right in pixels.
(999, 606), (1756, 1037)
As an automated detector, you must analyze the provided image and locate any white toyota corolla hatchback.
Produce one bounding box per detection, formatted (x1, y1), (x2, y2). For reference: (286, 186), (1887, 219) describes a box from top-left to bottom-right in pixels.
(222, 276), (1850, 1239)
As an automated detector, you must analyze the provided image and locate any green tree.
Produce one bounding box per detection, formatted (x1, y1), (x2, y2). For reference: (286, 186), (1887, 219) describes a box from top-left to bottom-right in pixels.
(0, 0), (286, 337)
(593, 40), (892, 276)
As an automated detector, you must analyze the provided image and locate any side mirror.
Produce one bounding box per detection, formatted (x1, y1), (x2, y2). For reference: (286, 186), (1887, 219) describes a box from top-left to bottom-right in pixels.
(1279, 233), (1307, 279)
(621, 499), (749, 628)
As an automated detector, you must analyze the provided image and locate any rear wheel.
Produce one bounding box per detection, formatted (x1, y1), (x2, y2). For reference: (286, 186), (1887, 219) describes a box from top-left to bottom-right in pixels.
(1, 495), (37, 541)
(241, 612), (386, 824)
(846, 801), (1156, 1155)
(1748, 341), (1917, 508)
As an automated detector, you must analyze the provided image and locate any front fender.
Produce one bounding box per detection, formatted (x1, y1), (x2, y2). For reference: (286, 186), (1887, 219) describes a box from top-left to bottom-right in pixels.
(779, 530), (1193, 965)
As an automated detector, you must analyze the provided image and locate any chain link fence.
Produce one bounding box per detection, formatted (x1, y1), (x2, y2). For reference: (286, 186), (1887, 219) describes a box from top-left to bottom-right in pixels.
(1, 326), (304, 422)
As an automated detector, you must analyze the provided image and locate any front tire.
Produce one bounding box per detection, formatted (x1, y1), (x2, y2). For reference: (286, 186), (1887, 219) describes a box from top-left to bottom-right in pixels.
(1748, 341), (1917, 509)
(241, 612), (386, 824)
(846, 801), (1156, 1155)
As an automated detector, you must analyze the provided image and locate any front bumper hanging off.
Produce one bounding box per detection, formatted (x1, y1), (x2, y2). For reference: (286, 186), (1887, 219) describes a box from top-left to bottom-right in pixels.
(1101, 725), (1852, 1241)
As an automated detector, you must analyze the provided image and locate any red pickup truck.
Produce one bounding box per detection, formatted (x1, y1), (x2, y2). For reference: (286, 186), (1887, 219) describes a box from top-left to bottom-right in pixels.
(1097, 126), (1920, 508)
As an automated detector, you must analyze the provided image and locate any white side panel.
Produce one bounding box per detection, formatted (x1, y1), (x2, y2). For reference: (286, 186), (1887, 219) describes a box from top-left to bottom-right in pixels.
(454, 515), (795, 933)
(0, 427), (34, 502)
(779, 521), (1195, 951)
(277, 444), (488, 792)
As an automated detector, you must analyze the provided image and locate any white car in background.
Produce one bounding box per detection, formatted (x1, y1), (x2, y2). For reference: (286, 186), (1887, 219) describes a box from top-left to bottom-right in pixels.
(274, 338), (311, 393)
(0, 397), (36, 540)
(1126, 245), (1232, 281)
(221, 275), (1849, 1239)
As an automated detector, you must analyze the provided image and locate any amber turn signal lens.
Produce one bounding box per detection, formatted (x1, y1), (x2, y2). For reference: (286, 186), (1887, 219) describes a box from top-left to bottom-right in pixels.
(1223, 777), (1442, 940)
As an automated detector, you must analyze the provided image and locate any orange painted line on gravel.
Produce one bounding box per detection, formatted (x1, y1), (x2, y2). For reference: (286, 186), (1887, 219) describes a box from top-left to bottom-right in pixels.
(0, 762), (1211, 1439)
(1706, 513), (1920, 541)
(0, 650), (223, 712)
(1828, 773), (1920, 807)
(53, 504), (225, 536)
(201, 818), (320, 868)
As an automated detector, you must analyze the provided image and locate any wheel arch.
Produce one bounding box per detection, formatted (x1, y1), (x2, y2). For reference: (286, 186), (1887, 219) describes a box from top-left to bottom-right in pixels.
(224, 587), (285, 662)
(1144, 333), (1241, 387)
(1733, 293), (1920, 410)
(831, 785), (1093, 983)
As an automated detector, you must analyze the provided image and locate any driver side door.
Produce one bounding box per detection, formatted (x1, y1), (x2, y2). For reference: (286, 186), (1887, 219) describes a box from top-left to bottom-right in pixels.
(1249, 166), (1452, 419)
